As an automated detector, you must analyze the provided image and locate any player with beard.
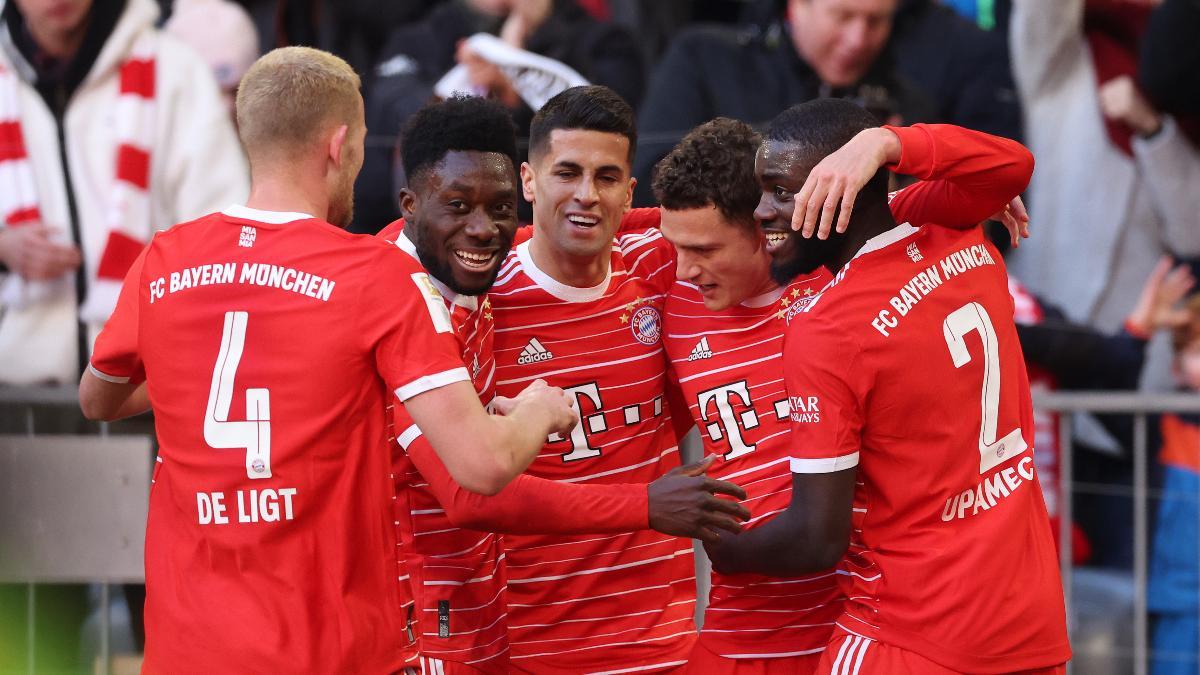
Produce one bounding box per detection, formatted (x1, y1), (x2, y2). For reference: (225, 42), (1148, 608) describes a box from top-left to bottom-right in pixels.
(642, 114), (1034, 673)
(77, 48), (577, 672)
(705, 99), (1070, 673)
(375, 96), (750, 674)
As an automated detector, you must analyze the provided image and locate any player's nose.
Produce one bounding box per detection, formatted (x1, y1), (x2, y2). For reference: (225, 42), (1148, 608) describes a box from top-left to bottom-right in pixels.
(753, 195), (775, 224)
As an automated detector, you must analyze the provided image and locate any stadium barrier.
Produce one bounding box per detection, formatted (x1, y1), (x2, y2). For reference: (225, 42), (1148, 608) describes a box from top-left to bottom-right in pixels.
(1, 386), (1197, 674)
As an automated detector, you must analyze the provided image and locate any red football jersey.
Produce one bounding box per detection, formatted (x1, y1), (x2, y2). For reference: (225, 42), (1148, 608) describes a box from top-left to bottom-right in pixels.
(382, 232), (510, 670)
(664, 275), (843, 660)
(659, 121), (1036, 661)
(89, 206), (471, 673)
(784, 224), (1070, 672)
(378, 225), (654, 670)
(489, 232), (697, 673)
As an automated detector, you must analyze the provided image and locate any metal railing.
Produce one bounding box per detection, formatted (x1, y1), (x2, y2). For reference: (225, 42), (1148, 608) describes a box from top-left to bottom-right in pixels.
(2, 386), (1198, 674)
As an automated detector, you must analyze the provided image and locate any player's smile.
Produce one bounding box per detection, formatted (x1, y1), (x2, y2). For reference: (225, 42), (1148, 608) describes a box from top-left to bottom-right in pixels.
(401, 150), (519, 296)
(452, 246), (500, 271)
(564, 210), (602, 235)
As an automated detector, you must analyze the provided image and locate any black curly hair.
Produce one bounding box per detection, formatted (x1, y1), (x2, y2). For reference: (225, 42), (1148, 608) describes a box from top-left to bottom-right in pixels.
(528, 85), (637, 165)
(400, 95), (519, 185)
(652, 117), (762, 230)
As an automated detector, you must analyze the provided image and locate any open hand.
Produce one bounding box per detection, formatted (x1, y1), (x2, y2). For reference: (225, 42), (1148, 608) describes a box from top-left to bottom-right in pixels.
(790, 128), (901, 239)
(1127, 256), (1196, 334)
(989, 196), (1030, 249)
(648, 455), (750, 543)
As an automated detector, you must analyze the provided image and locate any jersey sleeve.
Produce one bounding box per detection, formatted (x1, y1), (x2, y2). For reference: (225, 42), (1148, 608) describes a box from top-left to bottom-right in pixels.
(89, 245), (148, 385)
(396, 410), (649, 533)
(885, 124), (1034, 229)
(619, 207), (661, 234)
(362, 246), (470, 401)
(374, 218), (406, 242)
(785, 317), (867, 474)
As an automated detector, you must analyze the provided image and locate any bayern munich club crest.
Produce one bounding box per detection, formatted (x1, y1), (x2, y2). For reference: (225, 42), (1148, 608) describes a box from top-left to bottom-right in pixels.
(629, 305), (661, 345)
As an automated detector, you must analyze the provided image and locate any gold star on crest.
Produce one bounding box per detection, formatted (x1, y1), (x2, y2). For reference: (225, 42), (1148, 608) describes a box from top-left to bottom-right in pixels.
(777, 309), (787, 320)
(620, 313), (630, 324)
(803, 288), (815, 296)
(791, 288), (802, 298)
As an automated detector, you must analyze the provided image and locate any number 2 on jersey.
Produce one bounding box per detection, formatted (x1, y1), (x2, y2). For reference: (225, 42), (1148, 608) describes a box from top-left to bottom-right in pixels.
(205, 311), (272, 479)
(942, 302), (1026, 474)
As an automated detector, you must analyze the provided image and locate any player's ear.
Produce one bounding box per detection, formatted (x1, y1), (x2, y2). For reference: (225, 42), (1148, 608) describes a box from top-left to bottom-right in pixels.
(624, 176), (637, 212)
(398, 187), (418, 219)
(328, 124), (349, 169)
(520, 162), (536, 204)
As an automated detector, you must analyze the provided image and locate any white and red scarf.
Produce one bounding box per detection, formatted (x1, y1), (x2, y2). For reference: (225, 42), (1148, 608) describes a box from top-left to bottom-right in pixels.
(0, 34), (155, 323)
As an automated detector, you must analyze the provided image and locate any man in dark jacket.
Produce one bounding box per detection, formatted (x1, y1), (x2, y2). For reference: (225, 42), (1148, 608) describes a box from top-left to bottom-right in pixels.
(353, 0), (644, 232)
(634, 0), (1019, 205)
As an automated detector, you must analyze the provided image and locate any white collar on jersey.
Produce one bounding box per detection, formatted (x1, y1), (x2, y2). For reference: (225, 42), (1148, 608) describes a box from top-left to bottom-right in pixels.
(515, 240), (611, 303)
(221, 204), (315, 224)
(741, 285), (786, 308)
(394, 232), (480, 312)
(852, 222), (919, 260)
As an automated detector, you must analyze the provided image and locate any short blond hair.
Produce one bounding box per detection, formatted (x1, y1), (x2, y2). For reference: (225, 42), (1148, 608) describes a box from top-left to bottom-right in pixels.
(235, 47), (362, 161)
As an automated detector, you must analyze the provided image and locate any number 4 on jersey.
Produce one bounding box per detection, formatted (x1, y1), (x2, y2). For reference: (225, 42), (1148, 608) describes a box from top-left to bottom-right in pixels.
(943, 302), (1027, 475)
(205, 311), (272, 479)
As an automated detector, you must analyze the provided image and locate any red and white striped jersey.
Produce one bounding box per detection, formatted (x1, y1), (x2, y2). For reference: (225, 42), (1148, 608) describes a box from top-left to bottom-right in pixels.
(489, 231), (697, 673)
(663, 274), (844, 660)
(378, 226), (511, 670)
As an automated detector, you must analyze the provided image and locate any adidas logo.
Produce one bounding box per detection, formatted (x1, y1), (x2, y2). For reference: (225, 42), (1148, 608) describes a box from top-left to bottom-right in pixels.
(688, 337), (713, 361)
(517, 338), (554, 365)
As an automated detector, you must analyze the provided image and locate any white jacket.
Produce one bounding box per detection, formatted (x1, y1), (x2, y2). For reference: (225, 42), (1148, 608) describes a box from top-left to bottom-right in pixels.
(1008, 0), (1200, 390)
(0, 0), (249, 385)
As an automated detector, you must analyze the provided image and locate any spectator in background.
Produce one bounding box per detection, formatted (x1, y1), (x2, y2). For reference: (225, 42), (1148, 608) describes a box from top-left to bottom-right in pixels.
(634, 0), (1020, 205)
(0, 0), (248, 386)
(353, 0), (645, 233)
(164, 0), (259, 119)
(1149, 291), (1200, 675)
(1011, 258), (1196, 566)
(1009, 0), (1200, 392)
(1139, 0), (1200, 116)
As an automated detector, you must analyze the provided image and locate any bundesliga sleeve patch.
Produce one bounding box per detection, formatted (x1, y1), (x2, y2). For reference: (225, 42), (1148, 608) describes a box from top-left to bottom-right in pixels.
(411, 272), (453, 334)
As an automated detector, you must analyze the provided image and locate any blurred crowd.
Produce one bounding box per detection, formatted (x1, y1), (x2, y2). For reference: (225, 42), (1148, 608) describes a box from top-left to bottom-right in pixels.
(1, 0), (1200, 670)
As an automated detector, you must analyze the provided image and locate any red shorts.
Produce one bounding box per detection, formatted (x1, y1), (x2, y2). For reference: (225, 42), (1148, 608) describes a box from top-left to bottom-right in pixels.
(684, 639), (822, 674)
(402, 656), (495, 675)
(816, 628), (1067, 675)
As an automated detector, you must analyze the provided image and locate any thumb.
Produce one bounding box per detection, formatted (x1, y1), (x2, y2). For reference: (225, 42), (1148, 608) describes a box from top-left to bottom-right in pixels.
(677, 454), (716, 477)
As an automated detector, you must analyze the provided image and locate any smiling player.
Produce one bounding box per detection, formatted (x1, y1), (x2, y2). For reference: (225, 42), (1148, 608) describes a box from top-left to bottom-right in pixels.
(705, 99), (1070, 674)
(376, 96), (749, 674)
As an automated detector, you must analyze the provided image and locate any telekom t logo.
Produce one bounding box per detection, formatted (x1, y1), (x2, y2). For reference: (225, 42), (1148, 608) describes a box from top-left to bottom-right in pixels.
(697, 381), (759, 460)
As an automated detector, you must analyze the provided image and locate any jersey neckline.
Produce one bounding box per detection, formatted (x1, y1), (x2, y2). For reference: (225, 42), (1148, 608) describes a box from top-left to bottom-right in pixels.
(852, 222), (919, 260)
(515, 240), (611, 303)
(221, 204), (316, 224)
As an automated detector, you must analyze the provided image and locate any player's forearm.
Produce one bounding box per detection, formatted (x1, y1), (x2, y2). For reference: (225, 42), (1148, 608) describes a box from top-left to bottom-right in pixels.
(448, 472), (649, 534)
(406, 421), (648, 533)
(707, 509), (844, 577)
(483, 402), (567, 483)
(886, 124), (1033, 228)
(79, 371), (149, 421)
(889, 124), (1033, 192)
